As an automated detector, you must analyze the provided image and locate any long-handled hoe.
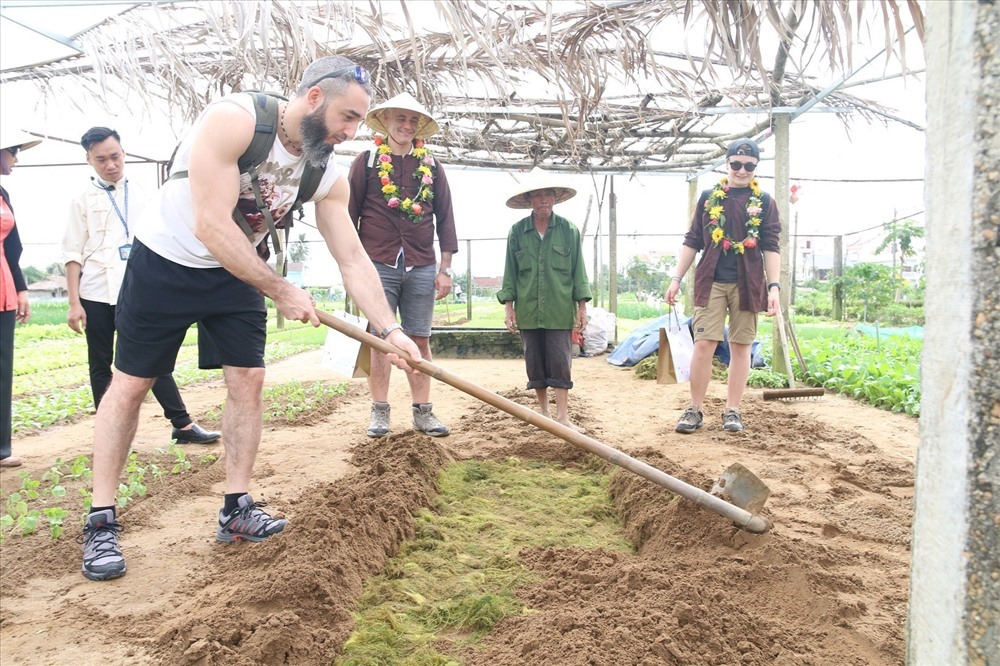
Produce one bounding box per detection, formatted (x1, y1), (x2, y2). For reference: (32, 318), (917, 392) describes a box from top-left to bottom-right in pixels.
(317, 309), (773, 534)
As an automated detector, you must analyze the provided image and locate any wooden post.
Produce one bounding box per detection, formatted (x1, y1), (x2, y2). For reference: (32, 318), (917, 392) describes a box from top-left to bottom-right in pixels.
(772, 112), (791, 376)
(684, 177), (698, 314)
(790, 211), (799, 305)
(465, 239), (473, 322)
(833, 236), (843, 321)
(608, 176), (618, 342)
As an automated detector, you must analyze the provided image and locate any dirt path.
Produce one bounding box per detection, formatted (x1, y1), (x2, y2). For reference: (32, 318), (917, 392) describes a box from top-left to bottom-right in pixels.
(0, 351), (917, 665)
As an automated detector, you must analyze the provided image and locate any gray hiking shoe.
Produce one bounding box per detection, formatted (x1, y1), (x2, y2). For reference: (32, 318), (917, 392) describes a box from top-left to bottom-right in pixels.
(722, 408), (745, 433)
(79, 509), (126, 581)
(216, 495), (287, 543)
(675, 406), (703, 434)
(368, 402), (391, 437)
(412, 403), (450, 437)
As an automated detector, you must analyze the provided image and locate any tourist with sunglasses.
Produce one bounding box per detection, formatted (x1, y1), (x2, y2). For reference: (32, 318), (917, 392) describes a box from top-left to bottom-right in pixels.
(665, 137), (782, 434)
(79, 56), (423, 581)
(1, 130), (42, 469)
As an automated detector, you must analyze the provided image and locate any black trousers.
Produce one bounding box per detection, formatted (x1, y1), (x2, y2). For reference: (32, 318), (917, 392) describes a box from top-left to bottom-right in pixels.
(81, 298), (192, 429)
(519, 328), (574, 390)
(1, 309), (14, 459)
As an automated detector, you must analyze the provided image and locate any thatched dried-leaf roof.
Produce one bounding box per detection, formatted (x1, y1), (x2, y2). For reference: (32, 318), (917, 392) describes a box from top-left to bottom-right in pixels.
(1, 0), (923, 172)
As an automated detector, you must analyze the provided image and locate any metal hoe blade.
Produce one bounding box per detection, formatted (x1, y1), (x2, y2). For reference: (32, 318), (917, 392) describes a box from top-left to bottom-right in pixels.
(710, 463), (771, 516)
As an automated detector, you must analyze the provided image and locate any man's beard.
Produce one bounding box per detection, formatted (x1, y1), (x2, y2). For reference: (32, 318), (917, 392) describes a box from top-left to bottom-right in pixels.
(300, 103), (336, 168)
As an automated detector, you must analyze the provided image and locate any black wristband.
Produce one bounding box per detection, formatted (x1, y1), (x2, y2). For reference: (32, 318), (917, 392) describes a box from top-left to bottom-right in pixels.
(767, 282), (781, 291)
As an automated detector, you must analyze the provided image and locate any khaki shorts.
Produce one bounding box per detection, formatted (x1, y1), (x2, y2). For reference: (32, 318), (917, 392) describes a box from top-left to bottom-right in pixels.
(692, 282), (758, 345)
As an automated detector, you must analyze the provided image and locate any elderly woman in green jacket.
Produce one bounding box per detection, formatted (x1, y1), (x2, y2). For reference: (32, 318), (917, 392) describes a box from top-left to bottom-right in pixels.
(497, 168), (592, 433)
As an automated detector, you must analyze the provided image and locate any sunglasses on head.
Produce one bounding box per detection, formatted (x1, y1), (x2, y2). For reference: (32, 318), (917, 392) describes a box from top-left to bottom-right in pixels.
(304, 65), (370, 90)
(729, 160), (757, 172)
(5, 146), (20, 156)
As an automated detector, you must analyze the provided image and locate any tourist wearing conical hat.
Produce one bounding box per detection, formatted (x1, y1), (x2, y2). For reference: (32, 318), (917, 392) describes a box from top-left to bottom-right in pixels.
(348, 92), (459, 439)
(1, 129), (43, 469)
(497, 168), (591, 433)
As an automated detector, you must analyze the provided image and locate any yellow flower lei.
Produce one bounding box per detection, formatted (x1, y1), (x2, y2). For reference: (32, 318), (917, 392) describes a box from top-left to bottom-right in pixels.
(373, 135), (436, 223)
(704, 177), (764, 255)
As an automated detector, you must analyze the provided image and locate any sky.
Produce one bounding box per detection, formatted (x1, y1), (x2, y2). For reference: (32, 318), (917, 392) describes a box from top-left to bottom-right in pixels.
(0, 1), (927, 287)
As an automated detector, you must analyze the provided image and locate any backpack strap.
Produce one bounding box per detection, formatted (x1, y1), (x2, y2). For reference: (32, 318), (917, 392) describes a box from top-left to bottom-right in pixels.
(353, 149), (380, 232)
(167, 92), (291, 273)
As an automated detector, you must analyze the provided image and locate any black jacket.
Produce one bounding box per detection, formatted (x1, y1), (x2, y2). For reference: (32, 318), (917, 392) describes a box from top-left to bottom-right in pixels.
(1, 186), (27, 293)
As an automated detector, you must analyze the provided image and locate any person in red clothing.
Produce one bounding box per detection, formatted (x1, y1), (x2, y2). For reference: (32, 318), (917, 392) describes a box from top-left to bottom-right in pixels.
(1, 130), (42, 468)
(665, 138), (782, 434)
(348, 93), (459, 438)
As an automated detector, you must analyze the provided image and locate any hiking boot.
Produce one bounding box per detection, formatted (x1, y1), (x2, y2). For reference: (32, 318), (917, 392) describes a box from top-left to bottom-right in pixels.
(368, 402), (391, 437)
(675, 406), (703, 434)
(79, 509), (126, 581)
(722, 408), (745, 433)
(412, 403), (450, 437)
(216, 495), (288, 543)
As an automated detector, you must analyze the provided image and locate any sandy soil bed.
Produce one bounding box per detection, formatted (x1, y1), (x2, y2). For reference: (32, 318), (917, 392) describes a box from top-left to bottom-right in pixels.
(0, 350), (917, 665)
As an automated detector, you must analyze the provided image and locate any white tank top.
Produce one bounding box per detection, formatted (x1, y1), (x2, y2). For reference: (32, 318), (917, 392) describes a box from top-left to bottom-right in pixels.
(137, 93), (344, 268)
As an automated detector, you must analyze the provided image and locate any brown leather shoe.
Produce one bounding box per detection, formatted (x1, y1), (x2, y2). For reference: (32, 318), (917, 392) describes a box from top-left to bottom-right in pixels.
(0, 456), (23, 467)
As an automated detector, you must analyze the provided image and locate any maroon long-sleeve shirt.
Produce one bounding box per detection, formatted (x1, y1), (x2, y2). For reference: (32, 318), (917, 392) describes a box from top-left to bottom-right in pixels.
(682, 186), (781, 313)
(347, 151), (459, 268)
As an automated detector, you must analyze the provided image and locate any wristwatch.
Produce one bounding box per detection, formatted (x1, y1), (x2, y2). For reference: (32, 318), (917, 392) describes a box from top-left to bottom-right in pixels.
(439, 267), (454, 278)
(378, 322), (402, 339)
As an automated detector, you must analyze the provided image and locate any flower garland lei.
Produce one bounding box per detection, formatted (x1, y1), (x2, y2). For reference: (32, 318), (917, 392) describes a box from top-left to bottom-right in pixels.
(704, 177), (764, 254)
(373, 135), (436, 223)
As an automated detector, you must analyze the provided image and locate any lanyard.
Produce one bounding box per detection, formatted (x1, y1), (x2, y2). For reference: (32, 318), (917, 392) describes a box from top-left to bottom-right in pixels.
(99, 181), (129, 237)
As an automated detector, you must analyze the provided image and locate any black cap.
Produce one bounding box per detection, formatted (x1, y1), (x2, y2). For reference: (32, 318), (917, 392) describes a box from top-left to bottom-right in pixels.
(726, 138), (760, 160)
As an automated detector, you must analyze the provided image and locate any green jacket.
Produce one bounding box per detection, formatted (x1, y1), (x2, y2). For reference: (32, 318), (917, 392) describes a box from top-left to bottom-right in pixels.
(496, 213), (592, 329)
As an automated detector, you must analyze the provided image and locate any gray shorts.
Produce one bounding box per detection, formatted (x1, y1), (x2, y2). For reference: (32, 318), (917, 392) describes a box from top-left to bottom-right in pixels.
(373, 262), (436, 338)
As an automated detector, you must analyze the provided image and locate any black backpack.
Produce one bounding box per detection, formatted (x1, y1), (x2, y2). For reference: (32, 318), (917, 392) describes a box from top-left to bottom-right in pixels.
(167, 92), (325, 273)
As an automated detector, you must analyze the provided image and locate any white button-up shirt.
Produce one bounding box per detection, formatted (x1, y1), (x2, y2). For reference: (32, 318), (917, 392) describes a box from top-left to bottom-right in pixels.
(61, 176), (147, 304)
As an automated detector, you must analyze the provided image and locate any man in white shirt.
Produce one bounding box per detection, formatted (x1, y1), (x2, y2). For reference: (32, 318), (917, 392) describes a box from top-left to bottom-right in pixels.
(79, 57), (422, 582)
(63, 127), (220, 446)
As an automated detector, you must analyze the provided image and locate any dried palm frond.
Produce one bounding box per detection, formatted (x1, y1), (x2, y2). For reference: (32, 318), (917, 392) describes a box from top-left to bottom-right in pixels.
(0, 0), (924, 172)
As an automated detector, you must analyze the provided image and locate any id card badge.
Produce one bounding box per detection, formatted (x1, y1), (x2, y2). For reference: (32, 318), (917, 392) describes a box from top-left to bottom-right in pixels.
(119, 243), (133, 261)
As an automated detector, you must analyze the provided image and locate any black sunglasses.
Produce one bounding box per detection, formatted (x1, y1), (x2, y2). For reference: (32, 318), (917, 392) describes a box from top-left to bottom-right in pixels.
(303, 65), (370, 90)
(729, 160), (757, 172)
(5, 146), (19, 156)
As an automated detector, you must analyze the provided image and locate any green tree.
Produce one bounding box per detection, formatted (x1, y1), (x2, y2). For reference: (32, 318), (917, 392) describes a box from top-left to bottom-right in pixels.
(625, 257), (652, 296)
(876, 219), (924, 263)
(836, 263), (899, 322)
(289, 233), (310, 263)
(45, 262), (66, 277)
(22, 266), (45, 285)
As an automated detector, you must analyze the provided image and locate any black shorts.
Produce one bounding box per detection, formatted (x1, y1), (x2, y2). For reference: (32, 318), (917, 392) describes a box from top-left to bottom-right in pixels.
(114, 239), (267, 378)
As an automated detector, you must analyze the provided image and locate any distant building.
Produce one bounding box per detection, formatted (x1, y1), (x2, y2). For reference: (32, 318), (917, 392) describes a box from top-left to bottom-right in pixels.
(26, 276), (67, 300)
(472, 276), (502, 298)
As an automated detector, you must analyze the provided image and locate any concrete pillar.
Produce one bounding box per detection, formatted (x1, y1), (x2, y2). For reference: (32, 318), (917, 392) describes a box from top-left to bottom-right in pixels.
(908, 1), (999, 664)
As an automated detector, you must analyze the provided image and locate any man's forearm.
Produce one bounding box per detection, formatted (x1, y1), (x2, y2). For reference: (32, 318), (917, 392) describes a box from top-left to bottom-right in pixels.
(438, 251), (453, 271)
(65, 262), (82, 305)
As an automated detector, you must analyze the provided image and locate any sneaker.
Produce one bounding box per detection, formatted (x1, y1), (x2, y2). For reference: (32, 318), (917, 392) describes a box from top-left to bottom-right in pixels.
(412, 403), (450, 437)
(722, 408), (745, 433)
(172, 423), (221, 445)
(79, 509), (126, 581)
(675, 406), (703, 434)
(216, 494), (287, 543)
(368, 402), (391, 438)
